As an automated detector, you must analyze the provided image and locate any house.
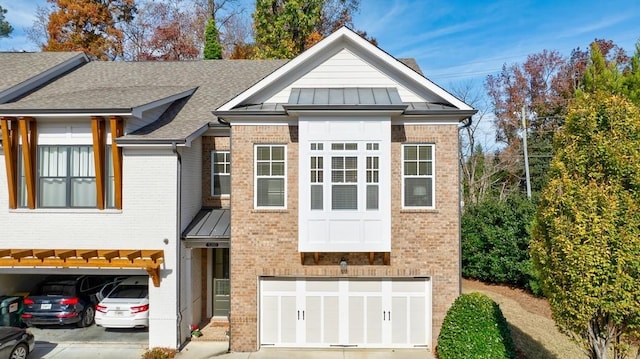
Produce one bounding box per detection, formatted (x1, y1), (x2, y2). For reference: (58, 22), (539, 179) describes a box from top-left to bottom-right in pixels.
(0, 27), (475, 352)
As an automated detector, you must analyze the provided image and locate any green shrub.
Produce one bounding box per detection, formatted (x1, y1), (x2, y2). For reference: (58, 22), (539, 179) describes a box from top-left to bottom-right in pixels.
(437, 293), (516, 359)
(461, 193), (542, 295)
(141, 347), (176, 359)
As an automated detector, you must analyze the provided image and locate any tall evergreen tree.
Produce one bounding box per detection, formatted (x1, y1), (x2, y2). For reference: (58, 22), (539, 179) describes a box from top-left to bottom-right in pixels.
(203, 17), (222, 59)
(530, 45), (640, 359)
(0, 5), (13, 39)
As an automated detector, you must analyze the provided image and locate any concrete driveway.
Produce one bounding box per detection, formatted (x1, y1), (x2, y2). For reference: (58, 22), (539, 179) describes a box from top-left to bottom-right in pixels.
(28, 324), (148, 343)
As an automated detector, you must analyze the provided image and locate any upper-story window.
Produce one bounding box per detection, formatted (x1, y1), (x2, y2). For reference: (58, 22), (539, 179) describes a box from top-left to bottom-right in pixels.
(255, 145), (286, 208)
(212, 151), (231, 196)
(402, 144), (435, 208)
(18, 145), (114, 209)
(308, 142), (380, 211)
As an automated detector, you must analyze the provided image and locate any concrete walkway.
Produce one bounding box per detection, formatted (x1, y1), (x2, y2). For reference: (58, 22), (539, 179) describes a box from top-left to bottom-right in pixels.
(29, 340), (434, 358)
(177, 341), (435, 359)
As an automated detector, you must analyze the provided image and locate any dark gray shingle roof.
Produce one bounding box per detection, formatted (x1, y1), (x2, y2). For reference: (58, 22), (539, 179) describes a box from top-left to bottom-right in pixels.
(0, 52), (86, 103)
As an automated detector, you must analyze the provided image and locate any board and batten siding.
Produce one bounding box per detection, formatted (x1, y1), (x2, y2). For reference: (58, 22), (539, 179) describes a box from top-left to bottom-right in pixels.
(266, 49), (425, 103)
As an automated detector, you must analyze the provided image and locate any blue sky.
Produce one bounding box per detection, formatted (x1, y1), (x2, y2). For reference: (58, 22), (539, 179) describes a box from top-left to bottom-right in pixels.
(1, 0), (639, 92)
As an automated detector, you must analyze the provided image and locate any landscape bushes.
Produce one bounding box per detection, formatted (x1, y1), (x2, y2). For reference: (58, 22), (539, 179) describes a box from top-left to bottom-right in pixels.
(461, 193), (542, 295)
(437, 293), (516, 359)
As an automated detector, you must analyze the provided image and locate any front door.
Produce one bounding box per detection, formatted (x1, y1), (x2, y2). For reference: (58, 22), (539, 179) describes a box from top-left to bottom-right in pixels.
(212, 248), (229, 317)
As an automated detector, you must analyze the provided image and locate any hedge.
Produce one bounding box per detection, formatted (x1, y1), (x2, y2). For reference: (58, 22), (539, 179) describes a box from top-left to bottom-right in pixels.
(437, 293), (515, 359)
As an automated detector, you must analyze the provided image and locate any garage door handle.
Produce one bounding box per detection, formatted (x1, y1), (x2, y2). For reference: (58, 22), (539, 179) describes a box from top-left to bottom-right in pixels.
(383, 311), (386, 320)
(302, 311), (305, 320)
(298, 310), (300, 320)
(389, 311), (391, 321)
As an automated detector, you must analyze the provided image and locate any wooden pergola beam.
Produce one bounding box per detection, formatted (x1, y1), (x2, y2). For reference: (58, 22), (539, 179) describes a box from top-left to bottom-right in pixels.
(0, 249), (164, 287)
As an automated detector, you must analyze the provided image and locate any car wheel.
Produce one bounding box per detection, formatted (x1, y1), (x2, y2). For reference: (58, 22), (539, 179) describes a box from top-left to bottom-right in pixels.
(78, 306), (95, 327)
(10, 343), (28, 359)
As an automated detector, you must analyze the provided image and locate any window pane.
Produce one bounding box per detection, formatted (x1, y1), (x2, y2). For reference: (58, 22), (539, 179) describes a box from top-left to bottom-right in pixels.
(331, 143), (344, 150)
(419, 145), (432, 160)
(257, 163), (271, 176)
(332, 157), (344, 169)
(332, 185), (357, 210)
(311, 185), (323, 210)
(214, 175), (231, 195)
(256, 147), (271, 160)
(272, 162), (285, 176)
(404, 178), (432, 207)
(367, 185), (379, 210)
(345, 170), (357, 182)
(272, 146), (285, 161)
(71, 146), (94, 177)
(40, 178), (67, 207)
(40, 146), (67, 176)
(257, 178), (284, 207)
(404, 146), (417, 161)
(404, 162), (417, 176)
(345, 157), (357, 169)
(345, 143), (357, 150)
(71, 178), (97, 207)
(332, 171), (344, 183)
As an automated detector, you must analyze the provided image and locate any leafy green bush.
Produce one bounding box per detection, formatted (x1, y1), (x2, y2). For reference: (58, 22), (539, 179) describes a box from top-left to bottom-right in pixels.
(461, 193), (542, 295)
(437, 293), (516, 359)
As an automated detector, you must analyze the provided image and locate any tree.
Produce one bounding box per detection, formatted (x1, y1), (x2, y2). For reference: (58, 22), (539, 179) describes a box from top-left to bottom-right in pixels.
(203, 18), (222, 59)
(252, 0), (323, 59)
(0, 5), (14, 39)
(43, 0), (136, 60)
(251, 0), (373, 59)
(530, 46), (640, 359)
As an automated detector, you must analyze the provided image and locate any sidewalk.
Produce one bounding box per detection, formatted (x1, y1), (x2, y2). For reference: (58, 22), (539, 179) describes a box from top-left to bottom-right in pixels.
(176, 341), (435, 359)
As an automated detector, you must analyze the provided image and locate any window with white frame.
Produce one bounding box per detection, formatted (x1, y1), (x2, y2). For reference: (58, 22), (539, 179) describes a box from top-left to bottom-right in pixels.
(403, 144), (434, 208)
(212, 151), (231, 196)
(18, 145), (114, 209)
(310, 143), (323, 210)
(255, 145), (286, 208)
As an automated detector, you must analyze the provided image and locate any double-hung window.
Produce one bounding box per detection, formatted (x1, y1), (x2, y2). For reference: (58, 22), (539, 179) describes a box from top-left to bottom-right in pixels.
(38, 145), (96, 208)
(255, 145), (286, 208)
(212, 151), (231, 196)
(18, 145), (115, 209)
(402, 144), (435, 208)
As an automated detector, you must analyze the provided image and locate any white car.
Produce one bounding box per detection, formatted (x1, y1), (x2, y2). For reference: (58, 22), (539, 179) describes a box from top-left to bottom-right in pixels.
(95, 276), (149, 329)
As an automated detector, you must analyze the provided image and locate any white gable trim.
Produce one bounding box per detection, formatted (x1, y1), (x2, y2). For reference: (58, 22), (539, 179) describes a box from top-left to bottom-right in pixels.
(216, 27), (472, 112)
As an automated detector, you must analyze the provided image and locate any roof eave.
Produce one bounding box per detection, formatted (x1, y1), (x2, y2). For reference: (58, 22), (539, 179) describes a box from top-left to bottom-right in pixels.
(0, 108), (132, 117)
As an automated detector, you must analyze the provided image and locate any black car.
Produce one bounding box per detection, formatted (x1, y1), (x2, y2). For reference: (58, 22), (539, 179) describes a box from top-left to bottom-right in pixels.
(22, 275), (117, 328)
(0, 327), (34, 359)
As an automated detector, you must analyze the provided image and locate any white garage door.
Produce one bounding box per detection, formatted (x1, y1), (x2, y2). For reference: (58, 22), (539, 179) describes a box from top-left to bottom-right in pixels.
(259, 277), (431, 349)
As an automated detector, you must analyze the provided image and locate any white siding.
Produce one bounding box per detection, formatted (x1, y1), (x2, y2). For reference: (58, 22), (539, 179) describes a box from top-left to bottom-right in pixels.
(267, 49), (425, 103)
(0, 147), (180, 348)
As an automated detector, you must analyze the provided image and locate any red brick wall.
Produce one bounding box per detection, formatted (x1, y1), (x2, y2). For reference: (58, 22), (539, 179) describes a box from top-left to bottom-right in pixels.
(229, 123), (460, 352)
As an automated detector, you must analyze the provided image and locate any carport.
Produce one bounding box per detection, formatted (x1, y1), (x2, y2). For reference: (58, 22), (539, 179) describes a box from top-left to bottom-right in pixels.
(0, 249), (163, 344)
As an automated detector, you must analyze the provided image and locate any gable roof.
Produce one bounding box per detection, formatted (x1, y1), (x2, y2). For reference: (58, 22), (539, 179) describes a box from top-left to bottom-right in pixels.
(216, 27), (473, 113)
(0, 52), (88, 103)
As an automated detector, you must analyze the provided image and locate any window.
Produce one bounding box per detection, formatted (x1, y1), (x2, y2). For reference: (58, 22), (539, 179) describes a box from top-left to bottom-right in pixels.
(255, 145), (286, 208)
(366, 143), (379, 210)
(212, 151), (231, 196)
(18, 145), (114, 209)
(310, 143), (323, 210)
(403, 144), (434, 208)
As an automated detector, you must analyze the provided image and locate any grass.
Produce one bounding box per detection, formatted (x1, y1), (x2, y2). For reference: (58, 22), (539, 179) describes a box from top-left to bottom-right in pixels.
(462, 280), (583, 359)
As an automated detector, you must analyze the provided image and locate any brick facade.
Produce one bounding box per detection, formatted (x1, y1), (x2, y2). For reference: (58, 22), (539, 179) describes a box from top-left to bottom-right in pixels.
(229, 123), (460, 352)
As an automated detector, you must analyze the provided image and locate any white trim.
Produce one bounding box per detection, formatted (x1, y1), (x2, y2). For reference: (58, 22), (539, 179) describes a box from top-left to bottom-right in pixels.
(0, 112), (133, 118)
(254, 144), (287, 210)
(216, 27), (472, 112)
(401, 144), (436, 210)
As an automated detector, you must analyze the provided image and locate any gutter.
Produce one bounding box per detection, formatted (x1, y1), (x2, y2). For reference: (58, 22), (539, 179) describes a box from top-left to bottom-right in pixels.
(172, 142), (184, 350)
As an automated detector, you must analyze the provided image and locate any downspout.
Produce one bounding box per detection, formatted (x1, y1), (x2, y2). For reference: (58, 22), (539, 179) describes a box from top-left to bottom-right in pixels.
(172, 142), (183, 349)
(457, 116), (473, 295)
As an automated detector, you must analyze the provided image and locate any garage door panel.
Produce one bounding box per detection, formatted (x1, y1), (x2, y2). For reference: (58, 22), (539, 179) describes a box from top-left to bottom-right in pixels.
(280, 296), (297, 343)
(305, 296), (322, 343)
(324, 296), (339, 343)
(366, 296), (383, 344)
(261, 296), (278, 344)
(410, 296), (426, 343)
(259, 277), (430, 348)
